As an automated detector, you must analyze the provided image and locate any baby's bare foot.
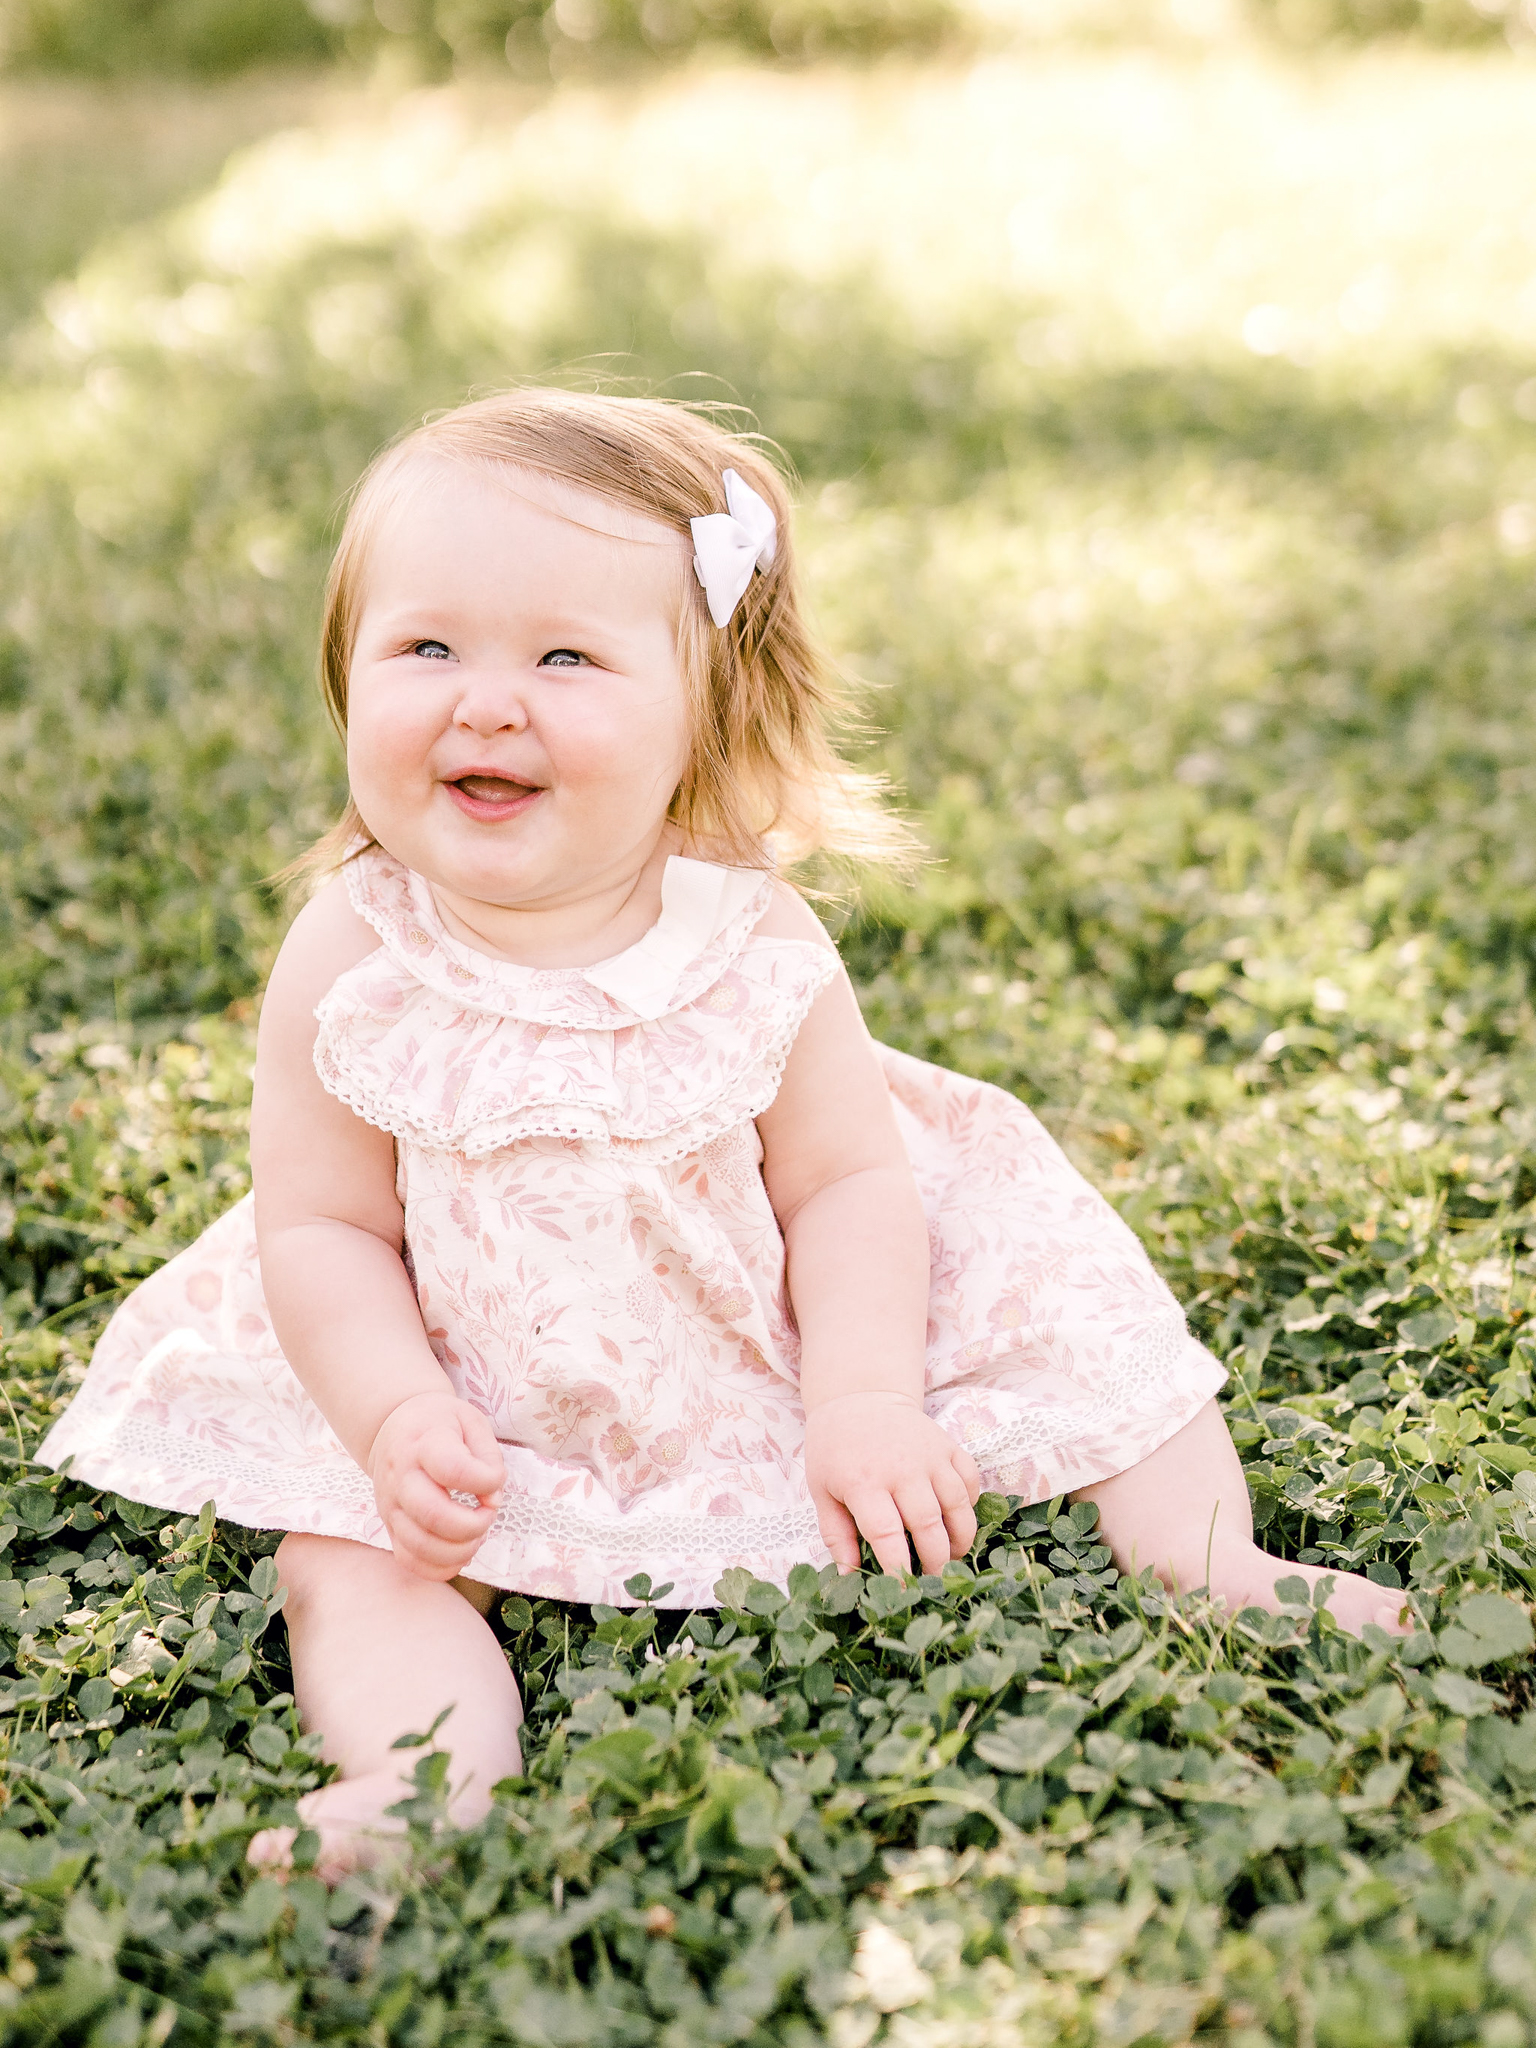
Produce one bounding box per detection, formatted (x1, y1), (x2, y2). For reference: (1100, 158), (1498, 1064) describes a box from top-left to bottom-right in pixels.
(247, 1770), (412, 1885)
(1204, 1544), (1412, 1638)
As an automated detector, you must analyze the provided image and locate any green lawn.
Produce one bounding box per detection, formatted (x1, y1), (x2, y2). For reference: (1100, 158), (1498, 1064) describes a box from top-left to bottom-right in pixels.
(4, 29), (1536, 2043)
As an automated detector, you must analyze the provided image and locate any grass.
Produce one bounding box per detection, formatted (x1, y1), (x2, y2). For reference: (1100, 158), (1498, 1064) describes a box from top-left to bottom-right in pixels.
(3, 28), (1536, 2044)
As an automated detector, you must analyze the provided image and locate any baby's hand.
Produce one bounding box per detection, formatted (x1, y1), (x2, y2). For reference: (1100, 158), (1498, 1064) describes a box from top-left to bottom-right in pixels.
(805, 1391), (981, 1577)
(367, 1391), (504, 1581)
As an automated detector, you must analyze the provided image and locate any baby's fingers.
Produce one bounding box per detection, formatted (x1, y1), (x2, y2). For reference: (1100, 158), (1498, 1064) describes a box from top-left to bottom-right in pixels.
(813, 1494), (863, 1575)
(393, 1468), (497, 1545)
(389, 1523), (485, 1582)
(419, 1422), (504, 1504)
(458, 1401), (505, 1474)
(386, 1491), (494, 1579)
(844, 1488), (913, 1578)
(933, 1460), (980, 1560)
(894, 1484), (956, 1578)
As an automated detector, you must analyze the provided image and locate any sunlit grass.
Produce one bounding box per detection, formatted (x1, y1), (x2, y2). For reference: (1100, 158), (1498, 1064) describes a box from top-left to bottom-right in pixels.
(23, 49), (1536, 367)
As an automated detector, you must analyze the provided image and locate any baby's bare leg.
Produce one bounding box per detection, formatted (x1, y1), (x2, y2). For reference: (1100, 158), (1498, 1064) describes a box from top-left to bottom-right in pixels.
(247, 1532), (523, 1881)
(1073, 1399), (1409, 1637)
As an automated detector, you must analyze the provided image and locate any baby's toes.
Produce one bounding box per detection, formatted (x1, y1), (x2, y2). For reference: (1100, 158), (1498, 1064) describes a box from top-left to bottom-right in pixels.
(247, 1778), (413, 1886)
(312, 1828), (406, 1887)
(1365, 1591), (1414, 1638)
(1320, 1571), (1413, 1639)
(246, 1824), (297, 1876)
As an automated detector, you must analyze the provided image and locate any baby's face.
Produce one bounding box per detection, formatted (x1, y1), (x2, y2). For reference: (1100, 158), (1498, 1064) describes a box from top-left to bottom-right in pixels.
(347, 457), (693, 930)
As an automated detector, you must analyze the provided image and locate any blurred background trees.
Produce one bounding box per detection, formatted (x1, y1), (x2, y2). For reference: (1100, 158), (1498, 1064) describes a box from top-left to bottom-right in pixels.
(0, 0), (1527, 83)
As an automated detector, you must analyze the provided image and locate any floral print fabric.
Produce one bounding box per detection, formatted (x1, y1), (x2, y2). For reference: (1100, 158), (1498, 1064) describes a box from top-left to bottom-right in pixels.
(39, 848), (1225, 1606)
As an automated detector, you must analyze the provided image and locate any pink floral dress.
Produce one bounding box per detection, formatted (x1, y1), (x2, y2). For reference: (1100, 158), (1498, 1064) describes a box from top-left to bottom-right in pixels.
(38, 848), (1225, 1606)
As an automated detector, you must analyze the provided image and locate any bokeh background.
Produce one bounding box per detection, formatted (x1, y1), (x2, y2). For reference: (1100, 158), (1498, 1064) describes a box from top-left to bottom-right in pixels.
(6, 1), (1536, 2036)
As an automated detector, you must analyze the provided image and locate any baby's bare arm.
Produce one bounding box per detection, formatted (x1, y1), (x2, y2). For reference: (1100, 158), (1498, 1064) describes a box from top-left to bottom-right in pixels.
(253, 881), (441, 1464)
(755, 888), (979, 1574)
(252, 881), (502, 1572)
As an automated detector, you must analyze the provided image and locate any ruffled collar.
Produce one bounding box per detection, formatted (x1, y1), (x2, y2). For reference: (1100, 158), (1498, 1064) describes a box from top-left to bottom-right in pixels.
(317, 844), (837, 1159)
(343, 845), (775, 1027)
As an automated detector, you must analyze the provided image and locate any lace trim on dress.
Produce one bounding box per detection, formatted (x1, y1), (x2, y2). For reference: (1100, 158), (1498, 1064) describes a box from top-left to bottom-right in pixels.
(479, 1485), (825, 1566)
(342, 846), (778, 1028)
(51, 1314), (1222, 1558)
(951, 1315), (1218, 1469)
(71, 1408), (826, 1563)
(95, 1412), (375, 1510)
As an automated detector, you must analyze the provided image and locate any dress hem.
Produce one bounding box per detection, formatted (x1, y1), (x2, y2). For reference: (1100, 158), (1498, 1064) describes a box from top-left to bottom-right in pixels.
(36, 1334), (1226, 1607)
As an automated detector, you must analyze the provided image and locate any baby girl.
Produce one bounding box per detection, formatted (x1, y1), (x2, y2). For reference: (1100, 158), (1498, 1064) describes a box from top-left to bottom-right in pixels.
(40, 389), (1407, 1872)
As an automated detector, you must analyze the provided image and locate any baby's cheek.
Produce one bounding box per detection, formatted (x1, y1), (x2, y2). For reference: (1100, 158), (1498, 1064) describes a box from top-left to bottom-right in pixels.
(555, 687), (688, 810)
(349, 694), (430, 791)
(347, 701), (442, 856)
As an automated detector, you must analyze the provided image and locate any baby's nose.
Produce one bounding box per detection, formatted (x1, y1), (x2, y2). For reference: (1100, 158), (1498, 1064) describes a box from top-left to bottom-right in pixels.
(451, 669), (528, 733)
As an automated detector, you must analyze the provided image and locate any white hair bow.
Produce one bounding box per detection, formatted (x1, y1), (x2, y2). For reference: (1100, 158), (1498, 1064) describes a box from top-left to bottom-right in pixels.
(689, 468), (777, 629)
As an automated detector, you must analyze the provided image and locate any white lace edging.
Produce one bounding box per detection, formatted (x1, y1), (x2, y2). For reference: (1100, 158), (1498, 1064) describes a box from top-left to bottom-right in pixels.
(45, 1408), (825, 1561)
(40, 1312), (1228, 1598)
(311, 948), (839, 1162)
(481, 1487), (825, 1564)
(48, 1317), (1225, 1515)
(949, 1317), (1227, 1488)
(68, 1411), (375, 1509)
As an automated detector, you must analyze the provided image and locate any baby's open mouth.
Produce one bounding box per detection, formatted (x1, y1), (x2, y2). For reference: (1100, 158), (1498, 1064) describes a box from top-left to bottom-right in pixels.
(452, 775), (539, 801)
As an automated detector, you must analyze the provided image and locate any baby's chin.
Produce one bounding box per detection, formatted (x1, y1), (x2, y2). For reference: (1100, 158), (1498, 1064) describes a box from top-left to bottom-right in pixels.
(356, 806), (549, 905)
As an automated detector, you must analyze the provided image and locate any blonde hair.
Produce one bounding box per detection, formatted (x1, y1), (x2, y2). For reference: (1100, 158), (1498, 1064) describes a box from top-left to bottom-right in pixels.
(291, 387), (913, 889)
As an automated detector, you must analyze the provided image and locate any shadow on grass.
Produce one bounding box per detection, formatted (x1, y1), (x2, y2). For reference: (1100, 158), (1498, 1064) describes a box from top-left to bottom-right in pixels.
(1, 195), (1534, 1031)
(0, 75), (341, 344)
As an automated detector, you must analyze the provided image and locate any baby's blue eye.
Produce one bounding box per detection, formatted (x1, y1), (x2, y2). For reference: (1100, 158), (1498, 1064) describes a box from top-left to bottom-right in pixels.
(540, 649), (587, 668)
(412, 639), (452, 660)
